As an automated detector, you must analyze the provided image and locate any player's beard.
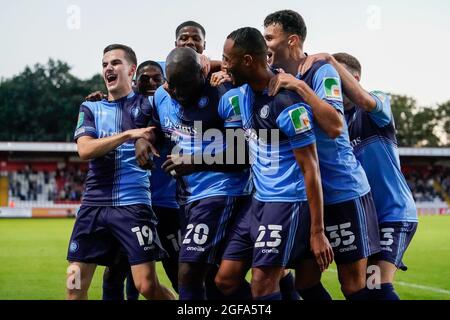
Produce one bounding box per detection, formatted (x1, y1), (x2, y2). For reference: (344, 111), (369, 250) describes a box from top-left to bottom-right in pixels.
(228, 68), (246, 87)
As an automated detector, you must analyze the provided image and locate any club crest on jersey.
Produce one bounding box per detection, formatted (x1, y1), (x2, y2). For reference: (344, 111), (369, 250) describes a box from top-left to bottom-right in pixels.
(198, 96), (209, 108)
(323, 77), (342, 100)
(229, 95), (241, 115)
(76, 112), (84, 129)
(260, 105), (269, 119)
(131, 106), (141, 121)
(289, 106), (311, 134)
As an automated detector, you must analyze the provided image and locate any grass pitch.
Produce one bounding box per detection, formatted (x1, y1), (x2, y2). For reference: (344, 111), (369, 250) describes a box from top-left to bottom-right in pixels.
(0, 215), (449, 300)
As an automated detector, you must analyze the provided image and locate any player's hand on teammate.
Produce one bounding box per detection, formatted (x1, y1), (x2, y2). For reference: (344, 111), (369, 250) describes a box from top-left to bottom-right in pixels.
(268, 71), (301, 96)
(310, 231), (334, 272)
(210, 71), (232, 87)
(127, 127), (156, 140)
(135, 136), (160, 170)
(298, 53), (332, 76)
(199, 54), (211, 77)
(85, 91), (107, 102)
(161, 154), (195, 178)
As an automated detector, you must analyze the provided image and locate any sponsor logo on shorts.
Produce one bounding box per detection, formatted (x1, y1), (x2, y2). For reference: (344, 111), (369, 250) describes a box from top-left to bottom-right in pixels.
(339, 245), (357, 253)
(69, 241), (79, 253)
(198, 96), (209, 108)
(261, 248), (279, 254)
(186, 246), (205, 252)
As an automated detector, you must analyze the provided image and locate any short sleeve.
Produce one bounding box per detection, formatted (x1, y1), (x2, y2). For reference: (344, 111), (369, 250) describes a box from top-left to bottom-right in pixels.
(275, 100), (316, 149)
(312, 63), (344, 114)
(368, 90), (392, 127)
(74, 104), (97, 141)
(218, 90), (243, 128)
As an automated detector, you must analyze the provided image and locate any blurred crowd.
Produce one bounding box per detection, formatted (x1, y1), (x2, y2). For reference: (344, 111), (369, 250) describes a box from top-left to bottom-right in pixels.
(8, 164), (86, 202)
(404, 165), (450, 203)
(6, 163), (450, 204)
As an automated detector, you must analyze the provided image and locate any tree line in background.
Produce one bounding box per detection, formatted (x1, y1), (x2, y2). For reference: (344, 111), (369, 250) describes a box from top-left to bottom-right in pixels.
(0, 59), (449, 146)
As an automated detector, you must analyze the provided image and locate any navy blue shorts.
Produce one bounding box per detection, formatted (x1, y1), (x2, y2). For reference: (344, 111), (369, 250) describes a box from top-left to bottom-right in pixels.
(179, 196), (249, 265)
(221, 197), (253, 262)
(223, 198), (311, 268)
(370, 221), (418, 270)
(324, 192), (381, 265)
(153, 206), (181, 260)
(67, 204), (168, 266)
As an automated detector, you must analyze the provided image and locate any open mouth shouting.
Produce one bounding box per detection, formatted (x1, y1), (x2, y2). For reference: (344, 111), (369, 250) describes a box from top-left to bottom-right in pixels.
(267, 51), (274, 65)
(105, 73), (118, 86)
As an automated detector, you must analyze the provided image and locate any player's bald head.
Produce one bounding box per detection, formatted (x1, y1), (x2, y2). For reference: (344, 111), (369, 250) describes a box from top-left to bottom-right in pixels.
(165, 47), (201, 79)
(164, 47), (205, 107)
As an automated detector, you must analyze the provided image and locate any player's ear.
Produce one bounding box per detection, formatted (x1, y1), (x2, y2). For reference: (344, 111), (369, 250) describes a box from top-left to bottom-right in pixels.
(129, 64), (137, 78)
(288, 35), (300, 48)
(243, 54), (253, 67)
(355, 73), (361, 82)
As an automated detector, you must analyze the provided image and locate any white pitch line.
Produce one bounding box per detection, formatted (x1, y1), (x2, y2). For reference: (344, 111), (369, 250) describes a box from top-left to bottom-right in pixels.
(395, 281), (450, 295)
(325, 268), (450, 295)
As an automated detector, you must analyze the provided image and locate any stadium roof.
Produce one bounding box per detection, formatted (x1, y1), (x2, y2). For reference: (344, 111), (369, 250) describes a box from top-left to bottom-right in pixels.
(0, 142), (450, 157)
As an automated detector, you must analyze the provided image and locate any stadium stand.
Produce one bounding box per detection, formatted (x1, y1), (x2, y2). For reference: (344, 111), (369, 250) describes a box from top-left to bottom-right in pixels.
(0, 142), (449, 217)
(0, 142), (83, 217)
(404, 165), (448, 203)
(400, 148), (450, 215)
(8, 163), (86, 203)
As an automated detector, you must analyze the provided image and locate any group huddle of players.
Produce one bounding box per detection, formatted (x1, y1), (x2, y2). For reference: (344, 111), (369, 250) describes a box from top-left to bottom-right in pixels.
(66, 9), (418, 301)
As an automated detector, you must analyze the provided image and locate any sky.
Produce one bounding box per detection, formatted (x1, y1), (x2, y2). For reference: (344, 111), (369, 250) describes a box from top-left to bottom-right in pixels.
(1, 0), (449, 107)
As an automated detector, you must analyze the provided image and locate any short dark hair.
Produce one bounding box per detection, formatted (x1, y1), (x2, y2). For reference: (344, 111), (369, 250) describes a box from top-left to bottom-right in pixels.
(103, 44), (137, 66)
(176, 21), (206, 38)
(264, 10), (307, 41)
(333, 53), (362, 75)
(136, 60), (164, 77)
(227, 27), (268, 60)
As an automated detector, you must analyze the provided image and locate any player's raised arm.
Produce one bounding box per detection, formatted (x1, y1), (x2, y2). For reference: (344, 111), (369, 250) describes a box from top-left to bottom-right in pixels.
(332, 53), (392, 127)
(77, 127), (154, 161)
(313, 53), (378, 112)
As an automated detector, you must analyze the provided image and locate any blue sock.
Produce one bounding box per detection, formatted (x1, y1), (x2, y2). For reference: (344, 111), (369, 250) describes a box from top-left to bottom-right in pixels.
(279, 272), (300, 300)
(126, 274), (139, 300)
(227, 281), (252, 300)
(102, 282), (124, 300)
(345, 287), (371, 300)
(297, 282), (332, 300)
(255, 291), (282, 301)
(372, 283), (400, 300)
(179, 285), (206, 300)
